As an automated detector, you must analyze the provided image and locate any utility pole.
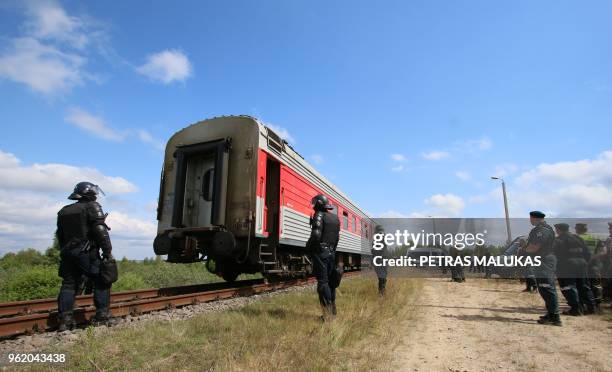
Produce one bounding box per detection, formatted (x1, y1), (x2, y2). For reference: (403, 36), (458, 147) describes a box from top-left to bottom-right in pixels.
(491, 177), (512, 245)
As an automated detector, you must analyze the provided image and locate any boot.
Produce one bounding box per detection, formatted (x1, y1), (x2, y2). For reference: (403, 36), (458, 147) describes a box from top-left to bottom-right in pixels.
(584, 303), (601, 315)
(91, 310), (119, 327)
(378, 279), (386, 296)
(57, 312), (76, 332)
(320, 303), (335, 322)
(537, 313), (562, 326)
(562, 307), (583, 316)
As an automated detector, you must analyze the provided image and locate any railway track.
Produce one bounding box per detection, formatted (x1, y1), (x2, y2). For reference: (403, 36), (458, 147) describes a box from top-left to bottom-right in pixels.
(0, 272), (358, 338)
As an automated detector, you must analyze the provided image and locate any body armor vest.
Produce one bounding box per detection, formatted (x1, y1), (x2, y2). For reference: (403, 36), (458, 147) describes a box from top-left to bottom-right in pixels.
(320, 212), (340, 246)
(57, 202), (90, 248)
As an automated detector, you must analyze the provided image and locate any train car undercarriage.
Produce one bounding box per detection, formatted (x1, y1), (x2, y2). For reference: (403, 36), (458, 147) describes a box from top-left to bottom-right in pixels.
(155, 229), (363, 282)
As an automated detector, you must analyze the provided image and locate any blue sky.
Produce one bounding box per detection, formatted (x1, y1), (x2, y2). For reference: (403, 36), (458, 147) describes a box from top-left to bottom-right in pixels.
(1, 0), (611, 257)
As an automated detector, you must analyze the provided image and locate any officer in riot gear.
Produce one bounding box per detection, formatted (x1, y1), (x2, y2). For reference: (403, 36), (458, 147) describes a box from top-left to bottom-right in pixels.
(56, 182), (116, 331)
(372, 225), (388, 296)
(307, 194), (340, 321)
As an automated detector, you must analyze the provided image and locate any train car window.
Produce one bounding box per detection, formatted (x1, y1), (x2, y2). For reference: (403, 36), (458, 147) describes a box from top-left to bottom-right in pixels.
(202, 168), (214, 201)
(352, 215), (356, 232)
(342, 211), (348, 230)
(364, 223), (369, 238)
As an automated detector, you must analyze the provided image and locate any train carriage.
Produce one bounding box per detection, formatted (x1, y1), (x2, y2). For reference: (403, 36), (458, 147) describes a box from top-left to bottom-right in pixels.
(154, 115), (374, 281)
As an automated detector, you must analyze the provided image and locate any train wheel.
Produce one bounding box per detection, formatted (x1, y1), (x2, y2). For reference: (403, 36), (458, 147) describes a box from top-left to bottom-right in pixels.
(221, 270), (239, 282)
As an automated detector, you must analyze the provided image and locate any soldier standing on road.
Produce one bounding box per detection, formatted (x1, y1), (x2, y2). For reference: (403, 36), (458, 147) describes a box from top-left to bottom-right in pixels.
(575, 223), (599, 255)
(552, 223), (597, 316)
(521, 211), (561, 326)
(518, 237), (537, 292)
(484, 250), (492, 279)
(56, 182), (118, 331)
(307, 194), (341, 321)
(372, 225), (388, 296)
(575, 223), (604, 312)
(601, 222), (612, 301)
(449, 247), (465, 283)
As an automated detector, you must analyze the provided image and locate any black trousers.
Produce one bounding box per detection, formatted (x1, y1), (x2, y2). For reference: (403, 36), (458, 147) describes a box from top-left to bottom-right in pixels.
(312, 250), (336, 307)
(58, 249), (110, 315)
(524, 266), (537, 290)
(558, 260), (596, 309)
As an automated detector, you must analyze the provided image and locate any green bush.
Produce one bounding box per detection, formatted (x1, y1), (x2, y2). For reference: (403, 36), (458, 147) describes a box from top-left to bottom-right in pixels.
(1, 266), (61, 302)
(0, 245), (260, 301)
(113, 271), (148, 292)
(0, 248), (53, 270)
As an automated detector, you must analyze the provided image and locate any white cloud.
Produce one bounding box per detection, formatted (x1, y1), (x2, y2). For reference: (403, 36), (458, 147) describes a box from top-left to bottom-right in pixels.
(0, 1), (106, 95)
(24, 0), (89, 48)
(391, 153), (406, 162)
(424, 193), (466, 217)
(65, 107), (126, 141)
(106, 211), (157, 240)
(516, 152), (612, 187)
(455, 171), (470, 181)
(0, 150), (154, 258)
(265, 123), (295, 143)
(421, 151), (450, 161)
(137, 129), (165, 151)
(310, 154), (324, 165)
(0, 37), (85, 94)
(510, 151), (612, 217)
(391, 164), (404, 172)
(0, 150), (137, 195)
(136, 49), (193, 84)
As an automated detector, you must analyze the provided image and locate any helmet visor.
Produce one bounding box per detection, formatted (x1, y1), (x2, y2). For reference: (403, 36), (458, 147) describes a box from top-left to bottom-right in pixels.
(91, 184), (106, 196)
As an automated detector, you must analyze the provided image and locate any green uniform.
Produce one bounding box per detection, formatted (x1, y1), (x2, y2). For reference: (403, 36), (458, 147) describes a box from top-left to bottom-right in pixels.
(577, 233), (599, 255)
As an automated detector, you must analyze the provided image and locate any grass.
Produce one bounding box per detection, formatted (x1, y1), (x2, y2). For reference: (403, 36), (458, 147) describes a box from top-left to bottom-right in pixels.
(0, 253), (260, 301)
(47, 275), (420, 371)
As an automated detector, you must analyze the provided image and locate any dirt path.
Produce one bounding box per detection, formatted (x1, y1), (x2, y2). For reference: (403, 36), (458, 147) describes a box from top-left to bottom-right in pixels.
(392, 277), (612, 372)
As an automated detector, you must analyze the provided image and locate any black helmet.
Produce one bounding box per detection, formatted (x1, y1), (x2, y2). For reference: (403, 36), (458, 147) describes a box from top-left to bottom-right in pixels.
(68, 181), (105, 200)
(311, 194), (332, 211)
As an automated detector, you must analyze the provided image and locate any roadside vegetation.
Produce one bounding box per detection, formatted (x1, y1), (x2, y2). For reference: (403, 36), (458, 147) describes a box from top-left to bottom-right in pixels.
(48, 276), (420, 371)
(0, 242), (256, 302)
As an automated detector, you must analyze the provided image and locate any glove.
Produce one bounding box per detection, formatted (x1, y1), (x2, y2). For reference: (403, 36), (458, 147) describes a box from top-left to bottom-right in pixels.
(102, 252), (114, 261)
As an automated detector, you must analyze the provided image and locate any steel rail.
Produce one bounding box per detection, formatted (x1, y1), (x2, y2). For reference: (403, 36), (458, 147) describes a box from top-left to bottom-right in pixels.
(0, 279), (265, 318)
(0, 272), (358, 338)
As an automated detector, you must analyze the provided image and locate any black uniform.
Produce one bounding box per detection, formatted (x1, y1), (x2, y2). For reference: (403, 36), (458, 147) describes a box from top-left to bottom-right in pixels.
(450, 248), (465, 282)
(309, 209), (340, 314)
(527, 221), (559, 318)
(56, 199), (114, 328)
(371, 239), (388, 295)
(553, 232), (596, 314)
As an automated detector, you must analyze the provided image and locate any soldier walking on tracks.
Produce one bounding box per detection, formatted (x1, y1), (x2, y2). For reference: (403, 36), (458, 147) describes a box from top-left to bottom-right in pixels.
(521, 211), (561, 326)
(56, 182), (118, 331)
(307, 194), (341, 321)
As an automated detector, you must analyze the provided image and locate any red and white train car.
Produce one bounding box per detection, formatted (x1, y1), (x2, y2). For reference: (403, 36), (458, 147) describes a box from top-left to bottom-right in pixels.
(154, 116), (374, 281)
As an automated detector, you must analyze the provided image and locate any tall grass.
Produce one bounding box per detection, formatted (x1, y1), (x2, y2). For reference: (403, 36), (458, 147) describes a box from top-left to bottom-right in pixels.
(51, 275), (420, 371)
